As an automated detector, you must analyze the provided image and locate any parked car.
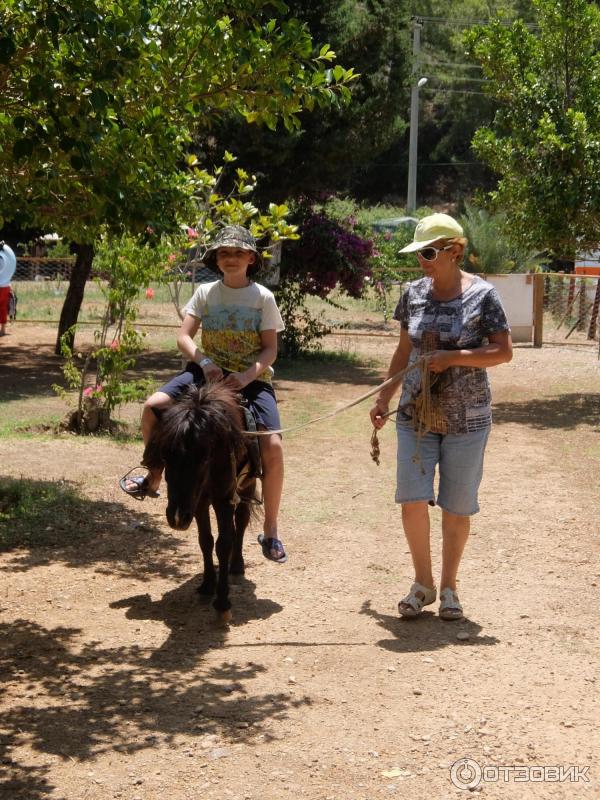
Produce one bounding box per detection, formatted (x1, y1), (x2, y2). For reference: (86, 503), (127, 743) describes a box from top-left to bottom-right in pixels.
(370, 216), (418, 233)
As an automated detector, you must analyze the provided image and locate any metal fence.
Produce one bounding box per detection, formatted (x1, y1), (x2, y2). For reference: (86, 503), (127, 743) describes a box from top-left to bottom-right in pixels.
(14, 256), (76, 281)
(9, 259), (600, 352)
(543, 273), (600, 343)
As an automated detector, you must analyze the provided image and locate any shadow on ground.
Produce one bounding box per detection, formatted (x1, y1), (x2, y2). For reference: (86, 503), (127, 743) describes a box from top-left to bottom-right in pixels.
(276, 353), (382, 388)
(0, 342), (181, 405)
(360, 600), (499, 653)
(0, 575), (295, 799)
(493, 393), (600, 430)
(0, 477), (188, 581)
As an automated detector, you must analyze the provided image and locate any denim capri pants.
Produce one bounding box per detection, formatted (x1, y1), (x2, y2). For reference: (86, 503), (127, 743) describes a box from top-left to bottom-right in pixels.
(157, 362), (281, 431)
(395, 417), (490, 516)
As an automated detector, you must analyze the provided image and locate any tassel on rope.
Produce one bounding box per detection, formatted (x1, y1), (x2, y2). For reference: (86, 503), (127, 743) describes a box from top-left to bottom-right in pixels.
(370, 428), (380, 465)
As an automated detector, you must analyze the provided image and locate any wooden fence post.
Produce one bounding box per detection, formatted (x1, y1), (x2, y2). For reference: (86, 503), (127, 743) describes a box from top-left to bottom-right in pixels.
(533, 273), (544, 347)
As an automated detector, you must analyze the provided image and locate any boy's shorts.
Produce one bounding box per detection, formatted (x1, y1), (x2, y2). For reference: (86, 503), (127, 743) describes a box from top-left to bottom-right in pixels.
(395, 416), (490, 516)
(156, 362), (281, 432)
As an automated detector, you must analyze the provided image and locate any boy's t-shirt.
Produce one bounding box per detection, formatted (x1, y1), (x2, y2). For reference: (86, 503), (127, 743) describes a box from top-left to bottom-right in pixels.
(184, 280), (284, 383)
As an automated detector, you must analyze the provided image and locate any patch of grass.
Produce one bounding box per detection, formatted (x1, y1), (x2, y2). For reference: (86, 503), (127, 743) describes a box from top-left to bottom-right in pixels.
(0, 414), (64, 439)
(280, 348), (377, 368)
(0, 477), (97, 550)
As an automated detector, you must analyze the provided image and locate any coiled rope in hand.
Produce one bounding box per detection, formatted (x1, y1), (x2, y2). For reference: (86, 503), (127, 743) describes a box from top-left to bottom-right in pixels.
(370, 354), (438, 469)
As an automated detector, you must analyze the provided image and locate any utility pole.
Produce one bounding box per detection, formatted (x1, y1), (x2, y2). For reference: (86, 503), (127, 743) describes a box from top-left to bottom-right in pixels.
(406, 18), (424, 214)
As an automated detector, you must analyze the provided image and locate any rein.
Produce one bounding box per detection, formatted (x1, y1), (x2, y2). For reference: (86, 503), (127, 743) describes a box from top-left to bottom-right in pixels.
(243, 355), (430, 438)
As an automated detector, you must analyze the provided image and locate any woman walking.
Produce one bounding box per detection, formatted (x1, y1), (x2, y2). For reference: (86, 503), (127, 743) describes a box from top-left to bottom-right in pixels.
(370, 213), (512, 620)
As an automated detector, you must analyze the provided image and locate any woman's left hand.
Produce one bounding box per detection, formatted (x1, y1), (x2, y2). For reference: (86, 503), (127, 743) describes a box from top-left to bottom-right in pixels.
(224, 371), (251, 390)
(427, 350), (455, 373)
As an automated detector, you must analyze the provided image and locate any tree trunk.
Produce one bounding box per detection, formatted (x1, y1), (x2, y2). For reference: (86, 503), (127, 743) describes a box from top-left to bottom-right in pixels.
(55, 243), (94, 355)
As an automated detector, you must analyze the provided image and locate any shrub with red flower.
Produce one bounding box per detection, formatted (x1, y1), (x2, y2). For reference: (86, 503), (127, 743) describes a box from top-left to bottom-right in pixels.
(281, 199), (374, 299)
(275, 199), (374, 355)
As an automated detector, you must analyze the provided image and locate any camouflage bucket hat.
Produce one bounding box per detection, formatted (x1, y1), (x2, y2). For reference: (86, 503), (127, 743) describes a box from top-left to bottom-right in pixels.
(203, 225), (263, 273)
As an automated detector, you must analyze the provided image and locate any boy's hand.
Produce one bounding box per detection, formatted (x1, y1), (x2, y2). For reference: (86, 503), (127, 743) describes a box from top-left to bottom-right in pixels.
(202, 362), (224, 382)
(224, 371), (250, 390)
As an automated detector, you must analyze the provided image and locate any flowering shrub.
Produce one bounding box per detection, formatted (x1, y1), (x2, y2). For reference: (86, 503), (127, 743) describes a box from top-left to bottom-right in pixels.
(275, 199), (374, 355)
(54, 235), (170, 433)
(281, 199), (374, 298)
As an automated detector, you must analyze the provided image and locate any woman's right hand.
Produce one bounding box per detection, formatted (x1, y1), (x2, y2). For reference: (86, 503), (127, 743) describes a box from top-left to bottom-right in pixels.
(370, 399), (389, 429)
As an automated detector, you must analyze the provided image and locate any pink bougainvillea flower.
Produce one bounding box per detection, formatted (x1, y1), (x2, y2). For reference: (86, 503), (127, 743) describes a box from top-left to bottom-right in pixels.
(83, 387), (93, 397)
(145, 287), (155, 299)
(168, 253), (178, 263)
(187, 227), (198, 239)
(110, 339), (120, 350)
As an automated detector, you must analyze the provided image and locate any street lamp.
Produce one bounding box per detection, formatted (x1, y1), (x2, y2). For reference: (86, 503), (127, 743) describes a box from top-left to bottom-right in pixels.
(406, 75), (428, 214)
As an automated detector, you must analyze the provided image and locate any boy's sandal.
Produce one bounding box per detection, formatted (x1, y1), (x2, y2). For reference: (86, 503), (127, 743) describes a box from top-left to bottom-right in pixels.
(257, 533), (287, 564)
(119, 469), (160, 501)
(439, 587), (463, 621)
(398, 582), (437, 617)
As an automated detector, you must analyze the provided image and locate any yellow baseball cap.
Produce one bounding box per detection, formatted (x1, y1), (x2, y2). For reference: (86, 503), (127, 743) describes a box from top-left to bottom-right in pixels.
(399, 213), (464, 253)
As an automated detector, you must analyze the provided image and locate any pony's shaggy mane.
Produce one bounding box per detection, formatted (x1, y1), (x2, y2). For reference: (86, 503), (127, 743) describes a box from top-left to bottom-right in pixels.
(144, 383), (247, 468)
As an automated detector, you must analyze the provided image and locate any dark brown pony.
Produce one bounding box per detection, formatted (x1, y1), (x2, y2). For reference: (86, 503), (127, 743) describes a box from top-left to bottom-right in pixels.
(143, 383), (260, 622)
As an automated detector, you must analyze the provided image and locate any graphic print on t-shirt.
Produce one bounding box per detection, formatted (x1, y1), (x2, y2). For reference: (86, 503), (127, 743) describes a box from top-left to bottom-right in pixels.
(393, 276), (510, 434)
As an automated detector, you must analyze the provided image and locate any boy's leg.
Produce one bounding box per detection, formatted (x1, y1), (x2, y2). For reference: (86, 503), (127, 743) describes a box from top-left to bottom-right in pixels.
(121, 391), (173, 493)
(258, 432), (284, 543)
(242, 380), (286, 561)
(138, 391), (173, 492)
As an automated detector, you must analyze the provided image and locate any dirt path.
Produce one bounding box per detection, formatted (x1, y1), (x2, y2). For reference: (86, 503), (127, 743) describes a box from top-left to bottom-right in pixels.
(1, 326), (599, 799)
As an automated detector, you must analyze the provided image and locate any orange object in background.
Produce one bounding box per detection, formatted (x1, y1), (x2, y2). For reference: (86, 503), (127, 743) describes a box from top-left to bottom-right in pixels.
(574, 265), (600, 276)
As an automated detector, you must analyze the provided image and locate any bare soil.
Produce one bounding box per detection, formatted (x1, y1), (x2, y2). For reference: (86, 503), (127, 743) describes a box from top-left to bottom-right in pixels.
(0, 323), (599, 800)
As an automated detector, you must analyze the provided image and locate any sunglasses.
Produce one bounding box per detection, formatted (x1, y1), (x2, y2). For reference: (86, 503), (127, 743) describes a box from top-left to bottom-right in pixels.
(417, 244), (453, 262)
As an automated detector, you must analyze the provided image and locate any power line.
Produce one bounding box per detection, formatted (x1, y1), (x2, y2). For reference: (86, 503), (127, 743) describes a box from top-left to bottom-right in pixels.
(422, 88), (489, 95)
(420, 60), (484, 70)
(432, 75), (490, 83)
(413, 15), (541, 30)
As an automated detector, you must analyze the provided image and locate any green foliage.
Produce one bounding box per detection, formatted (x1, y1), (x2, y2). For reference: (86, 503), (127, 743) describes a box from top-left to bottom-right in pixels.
(459, 203), (543, 273)
(276, 280), (332, 357)
(274, 197), (375, 354)
(53, 235), (171, 431)
(213, 0), (411, 200)
(0, 0), (356, 240)
(466, 0), (600, 259)
(165, 151), (300, 318)
(0, 477), (94, 550)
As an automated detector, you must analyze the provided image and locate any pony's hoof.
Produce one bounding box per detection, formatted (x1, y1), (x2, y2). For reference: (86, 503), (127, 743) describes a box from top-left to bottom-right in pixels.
(216, 608), (232, 626)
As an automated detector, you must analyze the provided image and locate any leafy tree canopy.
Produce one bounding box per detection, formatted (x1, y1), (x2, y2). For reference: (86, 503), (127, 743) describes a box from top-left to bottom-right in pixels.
(0, 0), (356, 242)
(212, 0), (411, 200)
(467, 0), (600, 258)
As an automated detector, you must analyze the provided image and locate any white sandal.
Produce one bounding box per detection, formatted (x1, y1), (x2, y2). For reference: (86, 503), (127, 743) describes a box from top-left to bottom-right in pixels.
(439, 587), (463, 621)
(398, 582), (437, 617)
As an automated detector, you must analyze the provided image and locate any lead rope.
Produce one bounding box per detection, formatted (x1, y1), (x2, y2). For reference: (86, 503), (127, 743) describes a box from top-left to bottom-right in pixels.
(242, 356), (429, 438)
(370, 355), (434, 471)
